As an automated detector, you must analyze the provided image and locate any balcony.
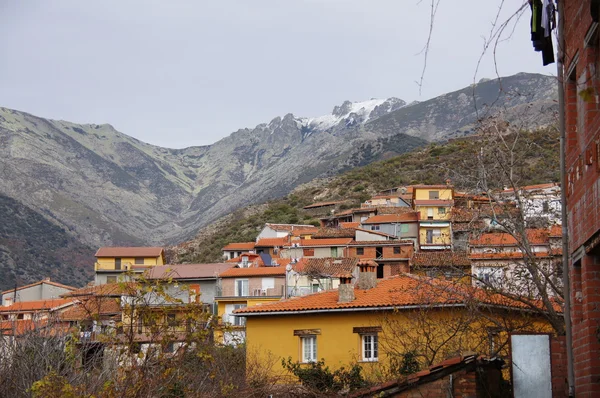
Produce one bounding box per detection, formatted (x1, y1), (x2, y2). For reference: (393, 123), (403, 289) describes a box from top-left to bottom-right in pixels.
(216, 285), (285, 298)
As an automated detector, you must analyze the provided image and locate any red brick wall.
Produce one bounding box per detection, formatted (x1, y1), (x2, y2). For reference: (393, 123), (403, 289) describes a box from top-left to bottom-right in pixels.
(564, 1), (600, 395)
(551, 335), (569, 397)
(220, 276), (285, 297)
(393, 368), (478, 398)
(347, 245), (413, 259)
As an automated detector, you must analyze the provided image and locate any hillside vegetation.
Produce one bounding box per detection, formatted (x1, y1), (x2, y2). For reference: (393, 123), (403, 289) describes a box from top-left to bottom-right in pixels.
(171, 127), (560, 263)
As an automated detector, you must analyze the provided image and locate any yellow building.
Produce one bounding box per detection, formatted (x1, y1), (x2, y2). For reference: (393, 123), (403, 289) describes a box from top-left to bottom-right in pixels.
(412, 185), (453, 250)
(94, 247), (165, 285)
(236, 264), (555, 382)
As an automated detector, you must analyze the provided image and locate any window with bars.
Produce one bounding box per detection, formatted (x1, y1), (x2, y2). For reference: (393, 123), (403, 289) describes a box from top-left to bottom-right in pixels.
(301, 336), (317, 363)
(362, 334), (378, 361)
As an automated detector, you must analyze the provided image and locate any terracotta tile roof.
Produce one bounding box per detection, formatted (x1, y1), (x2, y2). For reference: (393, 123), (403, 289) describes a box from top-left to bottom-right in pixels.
(349, 240), (412, 246)
(312, 228), (356, 239)
(413, 200), (454, 206)
(1, 278), (76, 295)
(549, 225), (562, 238)
(255, 237), (290, 247)
(303, 201), (345, 209)
(218, 266), (287, 278)
(225, 253), (265, 266)
(375, 207), (416, 215)
(0, 298), (74, 313)
(146, 264), (234, 279)
(236, 274), (561, 315)
(412, 251), (471, 267)
(0, 319), (70, 336)
(95, 247), (164, 258)
(265, 223), (316, 232)
(299, 238), (353, 247)
(502, 183), (560, 192)
(290, 227), (319, 237)
(411, 185), (453, 189)
(59, 297), (121, 321)
(351, 355), (502, 398)
(221, 242), (255, 251)
(339, 222), (360, 229)
(469, 251), (553, 260)
(292, 258), (358, 277)
(470, 230), (549, 246)
(362, 213), (420, 224)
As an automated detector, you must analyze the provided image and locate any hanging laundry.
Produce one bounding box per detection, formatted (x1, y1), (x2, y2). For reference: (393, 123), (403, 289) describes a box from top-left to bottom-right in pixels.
(541, 0), (556, 38)
(530, 0), (555, 66)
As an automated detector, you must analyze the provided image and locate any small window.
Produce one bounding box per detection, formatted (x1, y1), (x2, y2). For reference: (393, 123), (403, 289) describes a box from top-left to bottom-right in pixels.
(427, 208), (434, 219)
(301, 336), (317, 363)
(164, 342), (175, 353)
(400, 224), (409, 233)
(331, 247), (339, 257)
(393, 247), (401, 255)
(233, 304), (247, 326)
(362, 334), (378, 362)
(371, 225), (380, 231)
(357, 247), (364, 255)
(542, 201), (550, 212)
(106, 276), (117, 284)
(311, 283), (320, 293)
(235, 279), (249, 296)
(115, 258), (122, 270)
(134, 257), (144, 265)
(241, 256), (249, 267)
(131, 343), (142, 354)
(438, 207), (446, 215)
(429, 191), (439, 199)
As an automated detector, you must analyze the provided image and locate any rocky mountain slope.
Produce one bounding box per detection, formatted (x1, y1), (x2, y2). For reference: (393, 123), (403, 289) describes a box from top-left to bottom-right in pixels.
(172, 127), (561, 264)
(0, 73), (557, 289)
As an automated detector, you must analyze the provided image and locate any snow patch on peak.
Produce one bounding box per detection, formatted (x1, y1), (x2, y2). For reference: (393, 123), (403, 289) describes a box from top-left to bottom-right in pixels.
(299, 98), (399, 132)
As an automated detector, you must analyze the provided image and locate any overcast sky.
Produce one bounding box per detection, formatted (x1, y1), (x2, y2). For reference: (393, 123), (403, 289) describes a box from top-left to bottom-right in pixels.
(0, 1), (555, 148)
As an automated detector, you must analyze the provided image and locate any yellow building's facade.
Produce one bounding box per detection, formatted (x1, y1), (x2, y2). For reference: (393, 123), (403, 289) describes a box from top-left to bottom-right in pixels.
(94, 247), (165, 285)
(236, 273), (556, 381)
(412, 185), (454, 250)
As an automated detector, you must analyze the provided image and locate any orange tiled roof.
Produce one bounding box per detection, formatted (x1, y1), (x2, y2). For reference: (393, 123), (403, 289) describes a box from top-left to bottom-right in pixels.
(339, 222), (360, 229)
(291, 227), (319, 237)
(412, 251), (471, 267)
(0, 298), (74, 313)
(470, 230), (549, 246)
(299, 238), (353, 247)
(361, 213), (419, 224)
(0, 319), (70, 336)
(235, 274), (559, 315)
(60, 297), (121, 321)
(292, 257), (358, 278)
(376, 207), (416, 215)
(413, 200), (454, 206)
(218, 266), (287, 278)
(255, 237), (290, 247)
(412, 185), (453, 189)
(349, 240), (412, 246)
(1, 278), (76, 295)
(469, 251), (553, 260)
(95, 247), (164, 258)
(221, 242), (255, 251)
(235, 274), (562, 315)
(549, 224), (562, 238)
(265, 223), (316, 232)
(312, 228), (356, 239)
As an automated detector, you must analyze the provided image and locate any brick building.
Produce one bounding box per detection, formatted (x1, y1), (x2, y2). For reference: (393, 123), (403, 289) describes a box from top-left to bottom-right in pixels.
(563, 1), (600, 395)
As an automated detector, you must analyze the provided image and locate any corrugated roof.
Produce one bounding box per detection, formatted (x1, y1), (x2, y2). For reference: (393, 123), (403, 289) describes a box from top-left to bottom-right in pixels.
(236, 274), (561, 315)
(412, 251), (471, 267)
(218, 266), (287, 278)
(0, 298), (74, 313)
(361, 213), (419, 224)
(221, 242), (255, 251)
(146, 264), (234, 280)
(293, 257), (358, 277)
(95, 247), (164, 257)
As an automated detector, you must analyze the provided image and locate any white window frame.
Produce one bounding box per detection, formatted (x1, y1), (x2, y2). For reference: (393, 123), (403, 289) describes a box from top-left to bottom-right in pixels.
(362, 334), (379, 362)
(235, 279), (249, 296)
(233, 304), (247, 326)
(301, 335), (317, 363)
(427, 208), (434, 219)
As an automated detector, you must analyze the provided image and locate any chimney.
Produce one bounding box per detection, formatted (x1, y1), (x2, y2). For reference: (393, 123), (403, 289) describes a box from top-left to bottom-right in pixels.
(357, 260), (378, 290)
(338, 275), (355, 303)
